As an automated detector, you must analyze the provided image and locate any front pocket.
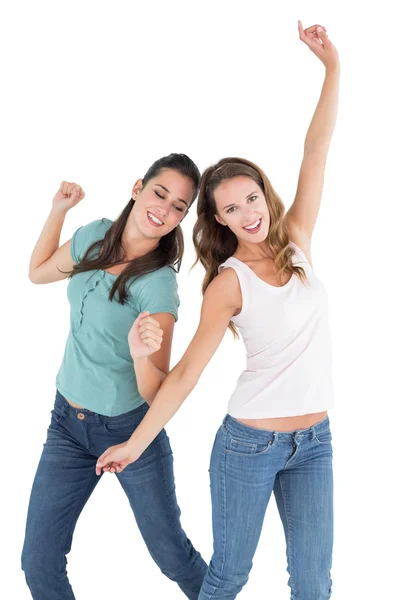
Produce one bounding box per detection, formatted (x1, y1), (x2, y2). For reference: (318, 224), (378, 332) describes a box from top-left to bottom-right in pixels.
(52, 401), (67, 423)
(226, 437), (273, 457)
(315, 429), (332, 445)
(103, 417), (136, 435)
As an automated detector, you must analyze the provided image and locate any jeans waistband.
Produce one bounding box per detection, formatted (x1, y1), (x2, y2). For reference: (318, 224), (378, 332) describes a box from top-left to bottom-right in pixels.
(223, 413), (330, 443)
(55, 389), (147, 424)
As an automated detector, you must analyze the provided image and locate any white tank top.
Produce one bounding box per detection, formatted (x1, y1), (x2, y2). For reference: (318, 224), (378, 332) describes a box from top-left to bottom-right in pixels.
(219, 242), (334, 418)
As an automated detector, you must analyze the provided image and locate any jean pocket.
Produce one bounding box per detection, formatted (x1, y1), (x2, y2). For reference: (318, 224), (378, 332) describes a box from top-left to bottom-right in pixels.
(226, 435), (273, 457)
(52, 399), (67, 423)
(314, 428), (333, 445)
(103, 416), (136, 435)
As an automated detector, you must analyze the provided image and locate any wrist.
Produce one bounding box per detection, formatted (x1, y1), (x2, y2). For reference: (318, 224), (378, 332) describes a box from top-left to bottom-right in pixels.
(50, 205), (69, 218)
(132, 354), (151, 364)
(127, 435), (144, 458)
(325, 63), (340, 77)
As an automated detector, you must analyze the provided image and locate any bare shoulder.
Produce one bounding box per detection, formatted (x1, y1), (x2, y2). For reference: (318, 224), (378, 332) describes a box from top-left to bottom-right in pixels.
(203, 267), (242, 312)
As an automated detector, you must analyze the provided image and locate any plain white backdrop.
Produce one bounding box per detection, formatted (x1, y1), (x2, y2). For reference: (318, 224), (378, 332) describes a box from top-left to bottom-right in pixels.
(1, 1), (399, 598)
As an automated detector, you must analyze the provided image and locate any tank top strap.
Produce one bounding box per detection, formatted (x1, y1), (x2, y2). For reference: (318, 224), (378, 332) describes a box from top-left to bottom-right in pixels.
(289, 241), (310, 267)
(218, 257), (252, 319)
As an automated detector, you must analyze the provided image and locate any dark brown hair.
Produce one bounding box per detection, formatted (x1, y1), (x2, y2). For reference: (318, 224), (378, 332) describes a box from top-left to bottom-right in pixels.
(193, 157), (306, 335)
(70, 153), (200, 304)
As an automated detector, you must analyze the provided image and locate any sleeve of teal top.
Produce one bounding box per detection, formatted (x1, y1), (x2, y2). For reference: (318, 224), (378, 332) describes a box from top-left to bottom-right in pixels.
(70, 219), (112, 263)
(135, 268), (180, 322)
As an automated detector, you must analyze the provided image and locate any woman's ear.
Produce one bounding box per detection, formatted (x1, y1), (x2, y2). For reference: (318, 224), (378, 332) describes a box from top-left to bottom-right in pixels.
(132, 179), (143, 199)
(215, 214), (227, 226)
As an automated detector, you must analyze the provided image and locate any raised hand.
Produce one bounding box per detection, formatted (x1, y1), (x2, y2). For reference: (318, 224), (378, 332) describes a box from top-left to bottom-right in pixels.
(52, 181), (85, 213)
(128, 311), (163, 359)
(298, 21), (339, 72)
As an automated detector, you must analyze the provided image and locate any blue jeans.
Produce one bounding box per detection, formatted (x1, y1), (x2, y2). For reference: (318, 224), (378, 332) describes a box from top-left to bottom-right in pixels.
(199, 415), (334, 599)
(21, 391), (207, 599)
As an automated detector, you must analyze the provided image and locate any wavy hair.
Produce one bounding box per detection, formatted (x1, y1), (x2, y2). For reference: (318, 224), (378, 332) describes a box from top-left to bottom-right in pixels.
(70, 153), (200, 304)
(193, 157), (306, 335)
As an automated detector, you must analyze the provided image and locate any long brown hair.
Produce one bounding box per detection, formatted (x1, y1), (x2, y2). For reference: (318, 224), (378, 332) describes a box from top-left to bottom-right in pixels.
(193, 157), (306, 335)
(70, 153), (200, 304)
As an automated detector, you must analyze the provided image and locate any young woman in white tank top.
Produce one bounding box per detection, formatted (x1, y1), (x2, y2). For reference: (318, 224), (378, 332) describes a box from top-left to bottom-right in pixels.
(97, 22), (340, 599)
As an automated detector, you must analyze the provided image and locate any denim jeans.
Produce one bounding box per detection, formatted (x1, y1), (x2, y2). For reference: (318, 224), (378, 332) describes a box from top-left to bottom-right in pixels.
(199, 415), (334, 599)
(21, 390), (207, 599)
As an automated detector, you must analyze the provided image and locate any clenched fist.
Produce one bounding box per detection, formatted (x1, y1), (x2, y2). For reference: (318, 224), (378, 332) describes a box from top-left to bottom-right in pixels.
(52, 181), (85, 213)
(128, 311), (163, 359)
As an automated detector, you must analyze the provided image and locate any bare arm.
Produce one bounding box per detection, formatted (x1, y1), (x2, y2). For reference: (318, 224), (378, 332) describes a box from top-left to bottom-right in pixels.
(96, 268), (241, 474)
(29, 182), (85, 283)
(286, 23), (340, 261)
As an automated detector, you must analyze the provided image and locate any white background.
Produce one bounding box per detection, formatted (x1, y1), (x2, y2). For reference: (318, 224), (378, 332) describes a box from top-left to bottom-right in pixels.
(1, 1), (399, 598)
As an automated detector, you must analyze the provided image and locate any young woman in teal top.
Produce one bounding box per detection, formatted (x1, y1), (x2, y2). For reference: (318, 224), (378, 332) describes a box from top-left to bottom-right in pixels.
(22, 154), (207, 599)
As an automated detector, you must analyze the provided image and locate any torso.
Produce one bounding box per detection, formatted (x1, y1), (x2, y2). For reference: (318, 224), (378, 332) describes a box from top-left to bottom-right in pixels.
(223, 243), (332, 431)
(65, 265), (127, 409)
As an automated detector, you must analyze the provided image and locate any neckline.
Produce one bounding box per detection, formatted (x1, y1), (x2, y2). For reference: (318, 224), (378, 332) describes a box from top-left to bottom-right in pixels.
(229, 256), (295, 290)
(102, 270), (119, 278)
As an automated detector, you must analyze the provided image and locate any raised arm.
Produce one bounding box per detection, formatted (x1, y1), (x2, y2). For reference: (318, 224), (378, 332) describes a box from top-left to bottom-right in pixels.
(29, 182), (85, 283)
(286, 22), (340, 261)
(96, 267), (241, 475)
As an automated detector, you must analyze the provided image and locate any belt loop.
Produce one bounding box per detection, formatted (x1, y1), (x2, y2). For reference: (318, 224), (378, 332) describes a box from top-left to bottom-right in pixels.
(310, 425), (316, 441)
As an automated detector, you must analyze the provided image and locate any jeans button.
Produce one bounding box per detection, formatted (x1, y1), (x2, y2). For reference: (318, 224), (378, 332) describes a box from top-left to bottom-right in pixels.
(77, 413), (85, 421)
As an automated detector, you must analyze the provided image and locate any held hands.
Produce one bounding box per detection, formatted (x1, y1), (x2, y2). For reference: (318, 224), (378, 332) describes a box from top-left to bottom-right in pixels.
(128, 311), (163, 359)
(298, 21), (339, 72)
(52, 181), (85, 213)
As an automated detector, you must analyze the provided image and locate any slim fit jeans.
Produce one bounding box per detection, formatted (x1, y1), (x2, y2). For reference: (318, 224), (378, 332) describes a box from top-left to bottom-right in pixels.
(199, 415), (334, 599)
(22, 391), (207, 599)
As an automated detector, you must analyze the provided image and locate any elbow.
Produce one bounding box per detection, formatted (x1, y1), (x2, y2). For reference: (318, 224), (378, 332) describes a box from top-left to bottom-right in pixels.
(28, 270), (40, 284)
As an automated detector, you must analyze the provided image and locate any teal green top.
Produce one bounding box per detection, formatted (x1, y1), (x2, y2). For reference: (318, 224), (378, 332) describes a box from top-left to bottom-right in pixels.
(56, 218), (180, 416)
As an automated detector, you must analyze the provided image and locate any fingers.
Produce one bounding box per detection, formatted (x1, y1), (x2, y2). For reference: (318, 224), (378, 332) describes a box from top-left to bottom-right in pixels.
(96, 461), (126, 475)
(298, 20), (312, 47)
(315, 27), (332, 48)
(303, 24), (327, 35)
(137, 314), (163, 351)
(96, 449), (110, 475)
(59, 181), (84, 200)
(138, 321), (163, 338)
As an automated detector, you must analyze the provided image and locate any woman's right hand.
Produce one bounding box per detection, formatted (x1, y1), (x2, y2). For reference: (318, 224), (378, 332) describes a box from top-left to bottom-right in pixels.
(52, 181), (85, 213)
(128, 311), (164, 359)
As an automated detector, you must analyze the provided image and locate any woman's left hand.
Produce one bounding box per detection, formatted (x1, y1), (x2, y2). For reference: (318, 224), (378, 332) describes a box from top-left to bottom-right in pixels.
(96, 441), (141, 475)
(298, 21), (339, 72)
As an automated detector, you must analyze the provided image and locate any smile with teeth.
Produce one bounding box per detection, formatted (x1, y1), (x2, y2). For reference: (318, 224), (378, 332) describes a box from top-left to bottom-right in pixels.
(147, 211), (164, 226)
(243, 218), (261, 231)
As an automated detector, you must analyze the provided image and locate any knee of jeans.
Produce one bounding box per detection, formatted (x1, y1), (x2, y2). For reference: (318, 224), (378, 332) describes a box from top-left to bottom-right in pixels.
(158, 548), (204, 581)
(21, 544), (66, 581)
(289, 572), (332, 600)
(205, 561), (249, 594)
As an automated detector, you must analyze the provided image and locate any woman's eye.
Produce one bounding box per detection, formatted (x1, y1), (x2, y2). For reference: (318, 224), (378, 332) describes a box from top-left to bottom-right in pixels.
(154, 191), (165, 199)
(174, 205), (184, 213)
(249, 196), (257, 202)
(227, 207), (236, 214)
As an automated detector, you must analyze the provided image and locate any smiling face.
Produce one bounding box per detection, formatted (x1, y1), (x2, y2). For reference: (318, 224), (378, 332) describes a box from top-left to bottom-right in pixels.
(130, 168), (193, 239)
(213, 176), (270, 243)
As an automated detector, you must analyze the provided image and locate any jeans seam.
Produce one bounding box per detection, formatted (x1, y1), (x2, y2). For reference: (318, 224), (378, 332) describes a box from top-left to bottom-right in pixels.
(207, 429), (228, 599)
(59, 469), (99, 594)
(157, 451), (187, 579)
(279, 473), (297, 598)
